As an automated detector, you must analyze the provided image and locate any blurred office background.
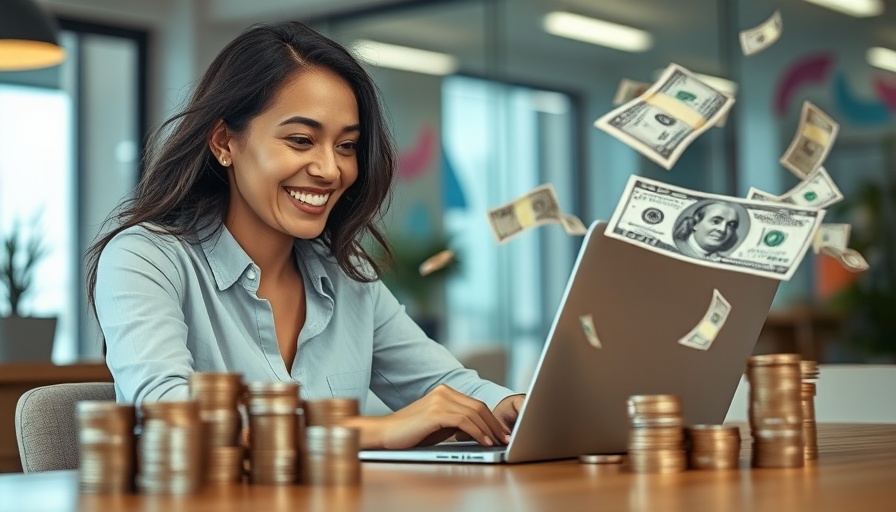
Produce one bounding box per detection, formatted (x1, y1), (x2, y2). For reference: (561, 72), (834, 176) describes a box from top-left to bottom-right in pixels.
(2, 0), (895, 392)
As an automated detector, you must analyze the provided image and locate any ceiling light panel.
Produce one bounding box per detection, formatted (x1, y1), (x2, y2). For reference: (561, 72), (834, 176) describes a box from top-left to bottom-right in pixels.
(352, 39), (459, 76)
(543, 12), (653, 53)
(803, 0), (884, 17)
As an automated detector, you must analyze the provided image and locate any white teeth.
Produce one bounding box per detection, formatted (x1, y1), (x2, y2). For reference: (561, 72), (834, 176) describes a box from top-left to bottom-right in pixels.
(288, 189), (330, 206)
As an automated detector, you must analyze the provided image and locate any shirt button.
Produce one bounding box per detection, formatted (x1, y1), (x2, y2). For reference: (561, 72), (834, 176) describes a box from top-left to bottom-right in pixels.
(246, 269), (257, 280)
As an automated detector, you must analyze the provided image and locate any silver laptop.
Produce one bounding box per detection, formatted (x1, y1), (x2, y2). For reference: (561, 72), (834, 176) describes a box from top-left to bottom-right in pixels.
(359, 220), (779, 464)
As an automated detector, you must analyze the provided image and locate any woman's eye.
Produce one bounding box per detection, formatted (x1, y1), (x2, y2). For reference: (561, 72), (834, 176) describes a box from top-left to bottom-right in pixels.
(337, 141), (358, 152)
(290, 136), (313, 147)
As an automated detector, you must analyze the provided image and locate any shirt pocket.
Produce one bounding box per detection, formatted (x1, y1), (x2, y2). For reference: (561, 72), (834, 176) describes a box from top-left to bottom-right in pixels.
(326, 369), (371, 400)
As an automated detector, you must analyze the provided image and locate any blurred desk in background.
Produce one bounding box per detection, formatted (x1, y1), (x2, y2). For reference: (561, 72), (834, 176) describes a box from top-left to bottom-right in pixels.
(0, 362), (111, 473)
(758, 306), (844, 363)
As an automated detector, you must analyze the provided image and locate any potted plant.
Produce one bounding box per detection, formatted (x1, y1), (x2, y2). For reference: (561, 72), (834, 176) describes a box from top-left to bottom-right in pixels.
(377, 234), (459, 342)
(0, 219), (57, 362)
(823, 137), (896, 362)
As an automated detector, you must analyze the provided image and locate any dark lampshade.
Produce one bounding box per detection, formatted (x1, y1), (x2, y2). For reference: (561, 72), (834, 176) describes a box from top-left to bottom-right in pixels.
(0, 0), (65, 71)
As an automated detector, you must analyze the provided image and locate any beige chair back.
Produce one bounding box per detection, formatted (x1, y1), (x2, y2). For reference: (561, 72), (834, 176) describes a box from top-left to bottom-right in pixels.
(15, 382), (116, 472)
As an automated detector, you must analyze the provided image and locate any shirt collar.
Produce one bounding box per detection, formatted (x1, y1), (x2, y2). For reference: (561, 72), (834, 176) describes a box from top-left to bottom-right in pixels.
(198, 221), (336, 297)
(294, 239), (336, 299)
(199, 223), (254, 291)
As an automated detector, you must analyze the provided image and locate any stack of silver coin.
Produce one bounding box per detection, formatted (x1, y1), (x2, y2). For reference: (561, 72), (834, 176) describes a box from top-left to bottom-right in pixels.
(747, 353), (804, 468)
(800, 360), (820, 461)
(304, 425), (362, 485)
(626, 394), (687, 473)
(138, 400), (204, 494)
(245, 382), (301, 485)
(76, 401), (136, 494)
(188, 372), (246, 484)
(303, 398), (360, 427)
(685, 425), (741, 469)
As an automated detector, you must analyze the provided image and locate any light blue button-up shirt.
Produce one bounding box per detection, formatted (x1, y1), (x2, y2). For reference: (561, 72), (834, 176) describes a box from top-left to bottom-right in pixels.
(95, 223), (516, 412)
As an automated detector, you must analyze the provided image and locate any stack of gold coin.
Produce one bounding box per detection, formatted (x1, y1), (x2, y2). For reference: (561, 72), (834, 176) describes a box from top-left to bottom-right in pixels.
(303, 398), (360, 427)
(626, 394), (687, 473)
(685, 425), (741, 469)
(800, 360), (819, 461)
(76, 401), (136, 494)
(303, 426), (361, 485)
(747, 353), (804, 468)
(138, 401), (204, 494)
(188, 372), (246, 484)
(245, 382), (301, 485)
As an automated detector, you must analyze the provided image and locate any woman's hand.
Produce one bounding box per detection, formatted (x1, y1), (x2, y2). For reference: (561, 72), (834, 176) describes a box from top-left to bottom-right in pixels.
(350, 384), (510, 450)
(492, 393), (525, 434)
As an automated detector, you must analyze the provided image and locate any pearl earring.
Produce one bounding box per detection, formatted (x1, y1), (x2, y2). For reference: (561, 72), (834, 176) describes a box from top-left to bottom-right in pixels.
(220, 158), (229, 166)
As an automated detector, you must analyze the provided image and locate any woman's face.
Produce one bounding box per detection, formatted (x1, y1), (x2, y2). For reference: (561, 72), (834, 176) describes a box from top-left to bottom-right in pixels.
(224, 66), (360, 241)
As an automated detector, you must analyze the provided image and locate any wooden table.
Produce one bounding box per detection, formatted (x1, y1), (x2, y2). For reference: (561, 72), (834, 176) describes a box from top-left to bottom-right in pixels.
(0, 424), (894, 512)
(0, 362), (112, 473)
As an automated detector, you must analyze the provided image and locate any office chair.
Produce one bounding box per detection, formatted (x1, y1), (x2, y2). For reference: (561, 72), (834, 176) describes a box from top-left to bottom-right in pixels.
(15, 382), (116, 472)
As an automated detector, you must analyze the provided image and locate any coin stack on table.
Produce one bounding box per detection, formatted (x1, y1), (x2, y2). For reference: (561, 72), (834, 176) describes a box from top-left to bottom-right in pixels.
(304, 398), (361, 427)
(76, 401), (137, 494)
(626, 394), (687, 473)
(747, 353), (804, 468)
(800, 360), (820, 461)
(685, 425), (741, 470)
(245, 382), (302, 485)
(304, 425), (362, 486)
(188, 372), (246, 484)
(138, 400), (204, 494)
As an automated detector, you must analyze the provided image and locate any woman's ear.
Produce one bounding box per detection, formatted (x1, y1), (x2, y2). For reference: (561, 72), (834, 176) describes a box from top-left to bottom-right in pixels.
(208, 120), (233, 167)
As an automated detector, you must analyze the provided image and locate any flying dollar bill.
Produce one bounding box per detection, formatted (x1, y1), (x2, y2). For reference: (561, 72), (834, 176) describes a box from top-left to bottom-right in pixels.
(605, 175), (825, 280)
(594, 63), (735, 170)
(612, 78), (650, 106)
(820, 246), (869, 272)
(739, 10), (782, 56)
(678, 289), (731, 351)
(487, 184), (588, 243)
(780, 101), (839, 179)
(747, 166), (843, 209)
(812, 223), (851, 254)
(579, 314), (602, 349)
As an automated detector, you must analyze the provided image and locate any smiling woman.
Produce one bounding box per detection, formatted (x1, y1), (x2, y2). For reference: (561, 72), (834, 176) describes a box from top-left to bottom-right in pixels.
(84, 20), (524, 451)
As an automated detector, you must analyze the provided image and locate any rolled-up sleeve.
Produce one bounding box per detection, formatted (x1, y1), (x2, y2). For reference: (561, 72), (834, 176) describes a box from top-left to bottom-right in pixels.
(95, 230), (192, 404)
(367, 280), (517, 411)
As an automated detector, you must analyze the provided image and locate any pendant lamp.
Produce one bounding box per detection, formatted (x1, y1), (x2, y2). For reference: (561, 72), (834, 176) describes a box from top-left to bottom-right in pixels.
(0, 0), (65, 71)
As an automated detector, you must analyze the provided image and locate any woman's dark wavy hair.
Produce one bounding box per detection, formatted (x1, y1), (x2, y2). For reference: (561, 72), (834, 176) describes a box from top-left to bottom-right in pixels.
(85, 21), (395, 313)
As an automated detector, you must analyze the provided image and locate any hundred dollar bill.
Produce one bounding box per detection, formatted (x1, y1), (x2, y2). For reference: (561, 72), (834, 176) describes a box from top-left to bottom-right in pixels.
(780, 101), (839, 179)
(747, 166), (843, 209)
(739, 10), (782, 56)
(606, 175), (825, 281)
(488, 184), (588, 243)
(812, 223), (851, 254)
(612, 78), (650, 105)
(678, 289), (730, 351)
(595, 63), (735, 170)
(579, 314), (602, 349)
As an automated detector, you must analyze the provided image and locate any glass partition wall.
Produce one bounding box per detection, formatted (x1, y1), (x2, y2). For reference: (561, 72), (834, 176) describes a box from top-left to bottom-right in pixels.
(314, 0), (896, 380)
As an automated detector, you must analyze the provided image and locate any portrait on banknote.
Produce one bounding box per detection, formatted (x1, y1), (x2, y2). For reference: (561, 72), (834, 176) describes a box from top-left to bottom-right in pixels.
(672, 200), (751, 261)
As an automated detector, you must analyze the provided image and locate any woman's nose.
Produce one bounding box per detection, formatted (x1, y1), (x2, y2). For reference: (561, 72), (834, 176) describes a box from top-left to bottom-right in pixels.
(308, 149), (339, 181)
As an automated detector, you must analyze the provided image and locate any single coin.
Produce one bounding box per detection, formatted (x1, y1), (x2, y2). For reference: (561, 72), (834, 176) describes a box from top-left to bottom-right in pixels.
(578, 454), (624, 464)
(418, 250), (455, 276)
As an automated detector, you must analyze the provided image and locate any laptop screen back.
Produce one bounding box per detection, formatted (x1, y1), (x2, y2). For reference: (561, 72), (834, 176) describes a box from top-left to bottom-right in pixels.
(504, 221), (779, 463)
